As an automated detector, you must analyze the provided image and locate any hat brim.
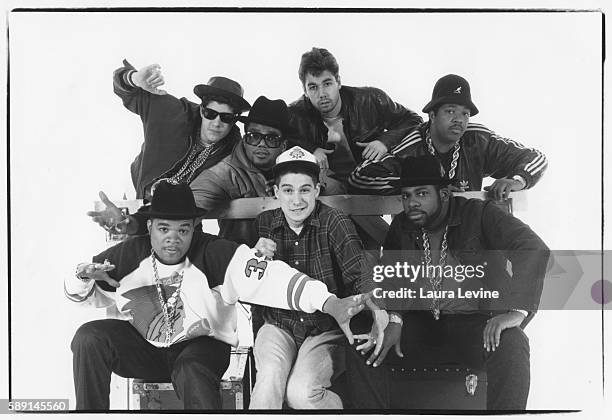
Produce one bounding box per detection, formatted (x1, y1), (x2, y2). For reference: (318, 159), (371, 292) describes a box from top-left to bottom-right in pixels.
(193, 85), (251, 113)
(394, 176), (451, 188)
(422, 96), (479, 117)
(238, 115), (297, 138)
(136, 206), (207, 221)
(273, 161), (320, 179)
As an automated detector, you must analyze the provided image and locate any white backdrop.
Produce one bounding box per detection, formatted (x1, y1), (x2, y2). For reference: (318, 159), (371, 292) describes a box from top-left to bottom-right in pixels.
(4, 6), (609, 415)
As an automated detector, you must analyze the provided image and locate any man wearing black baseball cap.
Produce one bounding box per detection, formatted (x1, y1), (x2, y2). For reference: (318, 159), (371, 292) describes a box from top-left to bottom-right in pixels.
(66, 181), (370, 410)
(348, 156), (549, 410)
(349, 74), (548, 200)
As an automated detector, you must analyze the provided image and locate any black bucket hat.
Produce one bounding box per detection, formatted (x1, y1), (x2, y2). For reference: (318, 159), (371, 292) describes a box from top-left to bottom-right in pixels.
(422, 74), (479, 116)
(137, 182), (207, 220)
(238, 96), (295, 137)
(194, 76), (251, 113)
(397, 155), (450, 188)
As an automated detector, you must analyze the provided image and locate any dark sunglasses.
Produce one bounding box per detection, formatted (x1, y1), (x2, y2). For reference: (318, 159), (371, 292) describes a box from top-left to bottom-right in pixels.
(243, 132), (284, 148)
(200, 106), (238, 124)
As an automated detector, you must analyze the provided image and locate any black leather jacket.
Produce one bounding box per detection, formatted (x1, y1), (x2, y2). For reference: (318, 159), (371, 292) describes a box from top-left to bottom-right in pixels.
(288, 85), (423, 160)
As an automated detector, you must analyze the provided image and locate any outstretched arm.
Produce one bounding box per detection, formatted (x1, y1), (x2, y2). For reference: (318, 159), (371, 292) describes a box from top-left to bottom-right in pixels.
(64, 260), (117, 308)
(86, 191), (142, 235)
(113, 59), (195, 121)
(220, 244), (370, 343)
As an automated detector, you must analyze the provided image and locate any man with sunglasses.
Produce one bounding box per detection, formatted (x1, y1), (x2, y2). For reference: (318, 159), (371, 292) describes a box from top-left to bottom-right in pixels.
(113, 59), (250, 201)
(188, 96), (302, 246)
(89, 96), (308, 248)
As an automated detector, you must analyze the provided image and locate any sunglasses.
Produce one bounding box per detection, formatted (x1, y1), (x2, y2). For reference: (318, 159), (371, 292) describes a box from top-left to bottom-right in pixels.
(200, 106), (238, 124)
(243, 132), (284, 148)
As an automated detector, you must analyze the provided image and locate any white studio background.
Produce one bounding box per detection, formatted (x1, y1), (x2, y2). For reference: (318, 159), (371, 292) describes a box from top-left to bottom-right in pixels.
(7, 9), (604, 411)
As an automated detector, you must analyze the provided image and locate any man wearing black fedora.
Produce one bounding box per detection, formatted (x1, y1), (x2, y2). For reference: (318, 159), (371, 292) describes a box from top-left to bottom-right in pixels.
(65, 181), (370, 410)
(189, 95), (344, 245)
(90, 95), (344, 247)
(189, 95), (299, 245)
(349, 74), (548, 200)
(113, 59), (251, 202)
(347, 156), (549, 410)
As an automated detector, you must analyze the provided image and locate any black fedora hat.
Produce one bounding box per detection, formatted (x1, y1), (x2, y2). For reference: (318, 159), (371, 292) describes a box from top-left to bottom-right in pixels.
(193, 76), (251, 113)
(422, 74), (479, 116)
(238, 96), (295, 137)
(397, 155), (450, 188)
(137, 181), (207, 220)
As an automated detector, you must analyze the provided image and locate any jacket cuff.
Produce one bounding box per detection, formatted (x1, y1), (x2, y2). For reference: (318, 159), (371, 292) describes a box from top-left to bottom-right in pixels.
(509, 308), (529, 317)
(513, 167), (544, 190)
(512, 170), (532, 189)
(64, 267), (95, 302)
(114, 59), (138, 92)
(124, 70), (137, 88)
(299, 281), (335, 313)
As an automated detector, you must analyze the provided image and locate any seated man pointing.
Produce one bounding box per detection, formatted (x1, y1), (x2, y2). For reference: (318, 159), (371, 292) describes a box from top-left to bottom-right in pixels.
(65, 181), (369, 410)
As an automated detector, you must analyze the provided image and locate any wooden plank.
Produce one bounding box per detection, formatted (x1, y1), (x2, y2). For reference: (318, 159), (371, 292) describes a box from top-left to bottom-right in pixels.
(350, 215), (391, 246)
(95, 191), (522, 220)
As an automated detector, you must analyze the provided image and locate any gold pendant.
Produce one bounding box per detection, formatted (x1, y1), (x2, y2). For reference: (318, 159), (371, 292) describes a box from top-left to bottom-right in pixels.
(433, 308), (440, 320)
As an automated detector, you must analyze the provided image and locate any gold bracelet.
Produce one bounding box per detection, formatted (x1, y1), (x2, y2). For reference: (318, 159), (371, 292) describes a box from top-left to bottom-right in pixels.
(389, 313), (403, 325)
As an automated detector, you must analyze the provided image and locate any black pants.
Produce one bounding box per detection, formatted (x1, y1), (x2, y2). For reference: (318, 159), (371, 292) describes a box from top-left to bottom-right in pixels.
(346, 311), (530, 410)
(71, 319), (231, 410)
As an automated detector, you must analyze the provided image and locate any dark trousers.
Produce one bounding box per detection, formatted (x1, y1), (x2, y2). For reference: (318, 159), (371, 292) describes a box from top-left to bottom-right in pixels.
(346, 311), (530, 410)
(71, 319), (231, 410)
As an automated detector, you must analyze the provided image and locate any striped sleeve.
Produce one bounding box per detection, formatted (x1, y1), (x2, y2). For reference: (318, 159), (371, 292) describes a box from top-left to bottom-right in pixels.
(64, 267), (116, 308)
(471, 124), (548, 188)
(389, 129), (424, 157)
(347, 154), (402, 194)
(218, 244), (334, 312)
(347, 127), (423, 194)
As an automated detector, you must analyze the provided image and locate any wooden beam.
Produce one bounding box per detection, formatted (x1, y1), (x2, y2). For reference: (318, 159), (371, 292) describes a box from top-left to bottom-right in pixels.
(95, 191), (522, 219)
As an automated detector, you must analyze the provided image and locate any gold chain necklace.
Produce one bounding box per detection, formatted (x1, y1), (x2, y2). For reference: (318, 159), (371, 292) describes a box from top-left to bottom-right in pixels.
(151, 142), (215, 195)
(151, 249), (184, 346)
(425, 129), (460, 180)
(421, 226), (449, 320)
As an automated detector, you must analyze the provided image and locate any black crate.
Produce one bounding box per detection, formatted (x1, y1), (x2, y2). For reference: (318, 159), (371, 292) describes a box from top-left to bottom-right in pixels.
(389, 366), (487, 410)
(130, 346), (254, 410)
